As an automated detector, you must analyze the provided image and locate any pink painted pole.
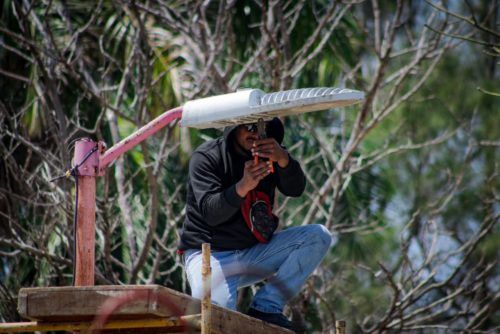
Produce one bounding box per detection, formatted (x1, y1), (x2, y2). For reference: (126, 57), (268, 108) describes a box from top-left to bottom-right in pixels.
(73, 138), (99, 286)
(75, 175), (96, 286)
(71, 107), (183, 286)
(99, 107), (183, 172)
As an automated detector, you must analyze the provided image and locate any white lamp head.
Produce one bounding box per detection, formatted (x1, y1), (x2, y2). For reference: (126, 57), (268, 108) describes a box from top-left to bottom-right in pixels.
(180, 87), (364, 129)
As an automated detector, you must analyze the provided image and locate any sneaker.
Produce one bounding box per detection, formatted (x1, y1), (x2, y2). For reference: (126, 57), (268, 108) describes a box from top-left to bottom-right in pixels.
(247, 307), (303, 332)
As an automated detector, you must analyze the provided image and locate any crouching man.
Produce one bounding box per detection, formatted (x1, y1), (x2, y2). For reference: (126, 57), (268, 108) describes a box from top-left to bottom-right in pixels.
(178, 118), (332, 331)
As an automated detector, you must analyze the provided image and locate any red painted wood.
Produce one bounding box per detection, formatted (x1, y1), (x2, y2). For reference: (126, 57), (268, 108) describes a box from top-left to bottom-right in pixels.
(73, 138), (98, 286)
(75, 175), (96, 286)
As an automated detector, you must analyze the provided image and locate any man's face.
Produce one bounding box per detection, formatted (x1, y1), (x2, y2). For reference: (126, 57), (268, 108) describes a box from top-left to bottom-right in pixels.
(234, 124), (259, 152)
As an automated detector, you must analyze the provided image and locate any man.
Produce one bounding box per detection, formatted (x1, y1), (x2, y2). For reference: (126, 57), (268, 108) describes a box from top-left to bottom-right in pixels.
(179, 118), (332, 331)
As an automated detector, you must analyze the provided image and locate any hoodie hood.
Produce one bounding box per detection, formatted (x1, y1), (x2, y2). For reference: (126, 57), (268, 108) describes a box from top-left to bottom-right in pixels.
(222, 117), (285, 144)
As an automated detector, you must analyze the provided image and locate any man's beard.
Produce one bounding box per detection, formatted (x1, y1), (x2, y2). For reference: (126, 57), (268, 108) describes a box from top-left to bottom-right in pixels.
(233, 140), (252, 159)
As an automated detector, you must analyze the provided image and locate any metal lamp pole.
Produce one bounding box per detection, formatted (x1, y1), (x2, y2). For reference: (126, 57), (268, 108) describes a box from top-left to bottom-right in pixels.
(72, 107), (183, 286)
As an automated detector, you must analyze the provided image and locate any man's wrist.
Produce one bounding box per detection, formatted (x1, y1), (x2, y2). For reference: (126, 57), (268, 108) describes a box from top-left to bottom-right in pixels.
(236, 180), (249, 198)
(277, 151), (290, 168)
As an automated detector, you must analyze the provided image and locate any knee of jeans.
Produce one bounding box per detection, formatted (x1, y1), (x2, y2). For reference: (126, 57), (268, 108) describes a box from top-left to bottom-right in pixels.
(309, 224), (333, 248)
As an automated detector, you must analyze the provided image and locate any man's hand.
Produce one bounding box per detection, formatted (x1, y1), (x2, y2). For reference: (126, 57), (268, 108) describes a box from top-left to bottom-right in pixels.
(251, 138), (289, 168)
(236, 160), (272, 197)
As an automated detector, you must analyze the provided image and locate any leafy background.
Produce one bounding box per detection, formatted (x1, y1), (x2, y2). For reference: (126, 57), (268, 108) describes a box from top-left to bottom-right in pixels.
(0, 1), (498, 332)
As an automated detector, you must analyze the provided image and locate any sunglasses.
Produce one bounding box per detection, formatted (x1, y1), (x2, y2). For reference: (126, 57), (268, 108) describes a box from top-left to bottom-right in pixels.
(242, 123), (258, 132)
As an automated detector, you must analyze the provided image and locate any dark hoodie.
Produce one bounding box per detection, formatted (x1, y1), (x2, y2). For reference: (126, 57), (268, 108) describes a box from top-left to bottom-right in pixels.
(178, 118), (306, 251)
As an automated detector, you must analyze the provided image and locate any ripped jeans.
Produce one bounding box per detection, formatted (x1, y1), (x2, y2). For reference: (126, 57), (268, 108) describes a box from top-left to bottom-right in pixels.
(184, 224), (333, 313)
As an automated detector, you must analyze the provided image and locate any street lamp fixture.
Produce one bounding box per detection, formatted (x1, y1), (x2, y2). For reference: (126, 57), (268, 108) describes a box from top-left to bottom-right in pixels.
(181, 87), (364, 129)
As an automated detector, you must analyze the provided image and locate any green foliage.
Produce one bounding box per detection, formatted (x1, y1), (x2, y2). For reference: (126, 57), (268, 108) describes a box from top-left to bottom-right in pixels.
(0, 1), (497, 331)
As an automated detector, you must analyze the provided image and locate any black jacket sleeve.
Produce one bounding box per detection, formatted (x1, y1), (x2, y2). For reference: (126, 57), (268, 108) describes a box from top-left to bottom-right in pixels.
(189, 152), (243, 226)
(275, 153), (306, 197)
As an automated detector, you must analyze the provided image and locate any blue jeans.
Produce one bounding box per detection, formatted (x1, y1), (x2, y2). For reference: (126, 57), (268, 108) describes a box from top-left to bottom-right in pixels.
(184, 224), (333, 313)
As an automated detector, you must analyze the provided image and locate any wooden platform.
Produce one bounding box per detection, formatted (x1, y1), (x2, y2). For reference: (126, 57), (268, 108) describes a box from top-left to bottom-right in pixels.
(7, 285), (293, 333)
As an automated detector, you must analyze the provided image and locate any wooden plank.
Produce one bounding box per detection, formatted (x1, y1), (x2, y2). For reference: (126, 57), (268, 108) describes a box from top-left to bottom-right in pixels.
(201, 243), (211, 334)
(0, 316), (197, 333)
(18, 285), (200, 322)
(75, 175), (96, 286)
(17, 285), (293, 333)
(210, 306), (293, 334)
(17, 289), (27, 321)
(336, 320), (346, 334)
